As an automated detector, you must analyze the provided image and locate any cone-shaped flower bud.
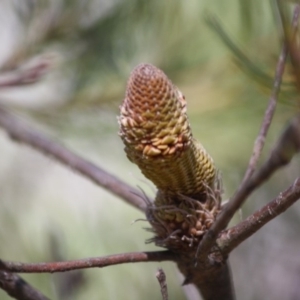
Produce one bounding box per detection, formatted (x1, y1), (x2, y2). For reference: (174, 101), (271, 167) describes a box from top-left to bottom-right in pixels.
(119, 64), (221, 250)
(119, 63), (215, 201)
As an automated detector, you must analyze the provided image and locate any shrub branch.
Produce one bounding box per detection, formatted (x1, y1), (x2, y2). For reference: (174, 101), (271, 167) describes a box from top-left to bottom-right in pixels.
(0, 251), (175, 274)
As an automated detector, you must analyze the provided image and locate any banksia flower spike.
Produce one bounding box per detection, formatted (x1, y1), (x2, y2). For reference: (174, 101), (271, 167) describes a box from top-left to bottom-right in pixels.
(119, 64), (221, 250)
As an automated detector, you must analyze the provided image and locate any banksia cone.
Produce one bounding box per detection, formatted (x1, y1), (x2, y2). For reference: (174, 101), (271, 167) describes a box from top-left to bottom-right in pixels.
(119, 64), (221, 250)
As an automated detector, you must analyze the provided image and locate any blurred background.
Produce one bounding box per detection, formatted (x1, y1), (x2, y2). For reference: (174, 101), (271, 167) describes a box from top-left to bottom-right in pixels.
(0, 0), (300, 299)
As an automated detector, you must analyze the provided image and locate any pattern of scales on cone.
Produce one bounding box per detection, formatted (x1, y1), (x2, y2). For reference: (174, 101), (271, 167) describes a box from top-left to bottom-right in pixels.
(119, 64), (221, 250)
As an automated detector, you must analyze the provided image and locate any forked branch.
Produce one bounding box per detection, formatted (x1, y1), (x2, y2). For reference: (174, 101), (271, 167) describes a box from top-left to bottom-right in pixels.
(219, 177), (300, 254)
(197, 3), (300, 254)
(218, 114), (300, 252)
(200, 112), (300, 254)
(241, 0), (300, 183)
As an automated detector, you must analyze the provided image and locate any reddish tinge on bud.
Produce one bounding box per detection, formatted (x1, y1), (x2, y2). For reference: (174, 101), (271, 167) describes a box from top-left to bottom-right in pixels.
(119, 63), (220, 249)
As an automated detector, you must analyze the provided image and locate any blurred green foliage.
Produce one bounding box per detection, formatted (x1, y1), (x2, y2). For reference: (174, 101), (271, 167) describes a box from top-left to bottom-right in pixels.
(1, 1), (300, 300)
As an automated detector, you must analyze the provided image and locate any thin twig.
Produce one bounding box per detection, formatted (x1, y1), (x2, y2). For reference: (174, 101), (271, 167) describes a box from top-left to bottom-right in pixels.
(0, 106), (147, 212)
(242, 44), (287, 182)
(218, 177), (300, 254)
(0, 271), (50, 300)
(156, 268), (168, 300)
(0, 58), (52, 88)
(252, 114), (300, 178)
(0, 251), (175, 274)
(197, 4), (300, 255)
(199, 113), (300, 254)
(242, 2), (300, 183)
